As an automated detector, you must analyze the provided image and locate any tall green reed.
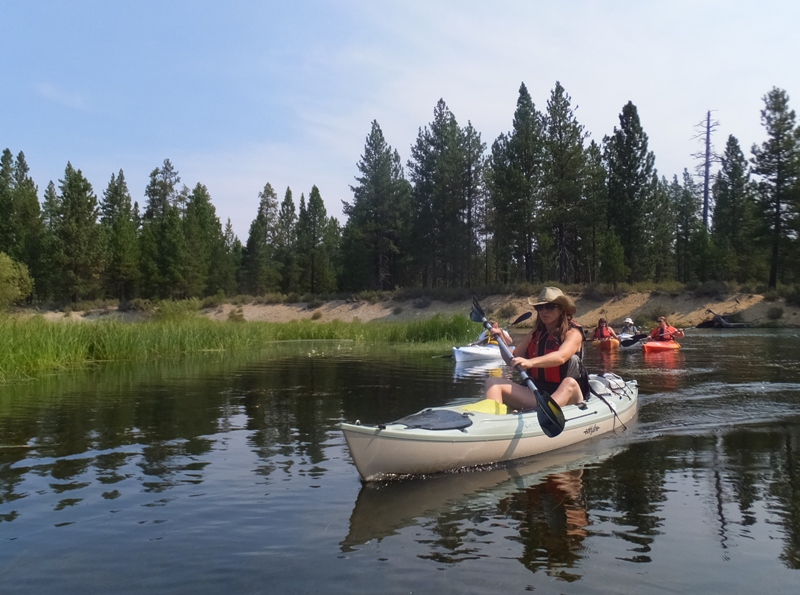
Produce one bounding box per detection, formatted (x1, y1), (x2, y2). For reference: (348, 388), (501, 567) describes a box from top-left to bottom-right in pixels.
(0, 314), (475, 382)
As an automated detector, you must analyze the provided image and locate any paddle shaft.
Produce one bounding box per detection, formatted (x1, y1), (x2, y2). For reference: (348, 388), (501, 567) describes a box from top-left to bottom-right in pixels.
(471, 302), (565, 437)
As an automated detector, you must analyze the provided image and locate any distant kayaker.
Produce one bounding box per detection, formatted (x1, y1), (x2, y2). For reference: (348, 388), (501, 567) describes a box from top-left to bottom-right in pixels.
(619, 317), (638, 335)
(475, 322), (512, 347)
(649, 316), (685, 341)
(485, 287), (587, 410)
(592, 318), (618, 341)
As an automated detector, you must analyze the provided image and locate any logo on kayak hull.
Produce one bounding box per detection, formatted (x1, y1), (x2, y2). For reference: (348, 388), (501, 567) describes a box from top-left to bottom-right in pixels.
(584, 424), (600, 436)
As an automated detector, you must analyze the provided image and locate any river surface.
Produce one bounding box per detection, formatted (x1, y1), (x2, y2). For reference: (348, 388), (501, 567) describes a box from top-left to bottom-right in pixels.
(2, 329), (800, 594)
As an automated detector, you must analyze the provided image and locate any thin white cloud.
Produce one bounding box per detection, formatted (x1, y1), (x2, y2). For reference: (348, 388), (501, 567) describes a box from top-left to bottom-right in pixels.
(34, 82), (89, 111)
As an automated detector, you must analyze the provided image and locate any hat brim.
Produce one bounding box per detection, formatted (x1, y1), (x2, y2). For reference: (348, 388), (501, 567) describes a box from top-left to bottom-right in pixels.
(527, 295), (576, 316)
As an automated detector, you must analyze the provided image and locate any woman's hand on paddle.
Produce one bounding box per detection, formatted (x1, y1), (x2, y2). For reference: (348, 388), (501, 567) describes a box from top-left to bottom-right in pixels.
(510, 356), (532, 369)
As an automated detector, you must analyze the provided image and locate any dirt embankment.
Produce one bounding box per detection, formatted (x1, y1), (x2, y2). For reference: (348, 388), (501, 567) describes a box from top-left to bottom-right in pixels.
(31, 291), (800, 329)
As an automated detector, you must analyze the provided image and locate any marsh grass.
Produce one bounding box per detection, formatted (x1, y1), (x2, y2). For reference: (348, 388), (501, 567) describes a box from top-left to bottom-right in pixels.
(0, 314), (475, 382)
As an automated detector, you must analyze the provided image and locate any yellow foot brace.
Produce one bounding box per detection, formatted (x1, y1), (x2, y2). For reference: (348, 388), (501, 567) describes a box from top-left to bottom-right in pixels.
(459, 399), (508, 415)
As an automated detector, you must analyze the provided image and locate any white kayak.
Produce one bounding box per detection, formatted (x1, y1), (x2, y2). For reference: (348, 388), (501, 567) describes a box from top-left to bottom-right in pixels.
(451, 343), (504, 362)
(340, 372), (638, 481)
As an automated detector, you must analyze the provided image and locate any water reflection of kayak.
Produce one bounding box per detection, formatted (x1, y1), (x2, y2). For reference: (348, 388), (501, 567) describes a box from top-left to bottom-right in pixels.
(643, 340), (681, 352)
(340, 373), (638, 481)
(452, 360), (505, 379)
(340, 440), (625, 551)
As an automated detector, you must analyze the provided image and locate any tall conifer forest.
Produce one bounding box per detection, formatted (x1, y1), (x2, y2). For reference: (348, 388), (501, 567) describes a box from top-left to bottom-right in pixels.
(3, 82), (800, 305)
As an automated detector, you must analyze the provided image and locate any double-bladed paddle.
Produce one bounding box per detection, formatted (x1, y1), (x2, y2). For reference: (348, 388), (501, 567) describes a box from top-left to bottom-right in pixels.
(470, 297), (565, 437)
(620, 333), (648, 348)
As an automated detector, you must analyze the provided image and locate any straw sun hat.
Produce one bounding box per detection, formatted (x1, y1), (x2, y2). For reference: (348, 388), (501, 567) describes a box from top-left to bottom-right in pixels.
(527, 287), (576, 316)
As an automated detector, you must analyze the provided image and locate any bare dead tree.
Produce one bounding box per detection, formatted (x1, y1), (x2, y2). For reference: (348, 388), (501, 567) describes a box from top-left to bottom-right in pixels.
(691, 110), (720, 229)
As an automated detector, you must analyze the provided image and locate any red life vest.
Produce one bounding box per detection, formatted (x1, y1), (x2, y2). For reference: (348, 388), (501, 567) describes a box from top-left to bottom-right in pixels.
(593, 326), (611, 339)
(526, 320), (584, 384)
(651, 326), (676, 341)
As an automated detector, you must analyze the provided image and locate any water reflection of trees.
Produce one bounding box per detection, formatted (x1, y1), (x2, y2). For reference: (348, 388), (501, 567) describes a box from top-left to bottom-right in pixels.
(0, 345), (464, 516)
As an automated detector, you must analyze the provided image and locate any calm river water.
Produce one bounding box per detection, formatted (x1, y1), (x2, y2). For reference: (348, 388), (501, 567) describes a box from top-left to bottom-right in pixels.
(2, 329), (800, 594)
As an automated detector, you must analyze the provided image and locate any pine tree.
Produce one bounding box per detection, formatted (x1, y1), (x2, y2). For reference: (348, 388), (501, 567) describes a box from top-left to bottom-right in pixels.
(750, 87), (800, 287)
(274, 188), (298, 293)
(296, 186), (337, 293)
(342, 120), (412, 291)
(9, 152), (43, 300)
(408, 99), (467, 287)
(599, 230), (629, 291)
(580, 141), (609, 283)
(241, 183), (281, 295)
(673, 170), (701, 282)
(460, 122), (486, 287)
(541, 82), (588, 284)
(486, 83), (545, 283)
(183, 183), (225, 297)
(220, 218), (243, 296)
(100, 170), (139, 299)
(0, 150), (16, 256)
(54, 163), (103, 301)
(712, 135), (763, 281)
(651, 176), (676, 283)
(139, 159), (186, 298)
(38, 181), (61, 300)
(604, 101), (658, 281)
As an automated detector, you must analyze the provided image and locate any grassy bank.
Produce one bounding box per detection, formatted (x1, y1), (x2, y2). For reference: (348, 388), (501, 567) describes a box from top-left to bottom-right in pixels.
(0, 314), (475, 382)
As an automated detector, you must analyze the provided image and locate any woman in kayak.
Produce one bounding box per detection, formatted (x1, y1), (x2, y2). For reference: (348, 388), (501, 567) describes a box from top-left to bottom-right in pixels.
(592, 318), (618, 341)
(485, 287), (586, 410)
(649, 316), (685, 341)
(619, 317), (638, 335)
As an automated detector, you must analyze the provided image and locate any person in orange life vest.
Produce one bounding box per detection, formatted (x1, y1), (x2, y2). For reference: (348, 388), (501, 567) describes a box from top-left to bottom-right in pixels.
(592, 318), (618, 341)
(649, 316), (685, 341)
(485, 287), (586, 410)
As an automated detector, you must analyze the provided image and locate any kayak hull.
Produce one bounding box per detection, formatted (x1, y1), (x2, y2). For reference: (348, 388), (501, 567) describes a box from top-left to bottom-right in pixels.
(341, 373), (638, 481)
(592, 338), (620, 350)
(452, 344), (503, 362)
(643, 340), (681, 352)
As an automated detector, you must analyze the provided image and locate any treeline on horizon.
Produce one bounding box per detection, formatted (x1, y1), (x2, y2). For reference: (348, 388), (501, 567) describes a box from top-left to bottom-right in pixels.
(2, 81), (800, 310)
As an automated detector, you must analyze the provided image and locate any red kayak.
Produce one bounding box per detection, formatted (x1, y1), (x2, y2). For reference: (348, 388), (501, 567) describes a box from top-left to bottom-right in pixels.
(643, 340), (681, 352)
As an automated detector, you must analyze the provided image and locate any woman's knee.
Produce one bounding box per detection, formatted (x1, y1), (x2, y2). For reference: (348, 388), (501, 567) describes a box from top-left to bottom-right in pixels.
(485, 377), (507, 391)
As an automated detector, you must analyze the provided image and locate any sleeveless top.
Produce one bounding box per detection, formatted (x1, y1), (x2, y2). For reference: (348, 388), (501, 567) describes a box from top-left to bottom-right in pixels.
(525, 320), (584, 384)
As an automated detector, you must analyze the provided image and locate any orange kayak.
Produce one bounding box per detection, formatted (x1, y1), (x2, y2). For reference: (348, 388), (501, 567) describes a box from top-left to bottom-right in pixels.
(592, 338), (620, 350)
(643, 340), (681, 352)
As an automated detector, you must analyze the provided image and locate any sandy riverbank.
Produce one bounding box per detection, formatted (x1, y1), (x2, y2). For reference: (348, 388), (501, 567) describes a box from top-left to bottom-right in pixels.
(33, 290), (800, 329)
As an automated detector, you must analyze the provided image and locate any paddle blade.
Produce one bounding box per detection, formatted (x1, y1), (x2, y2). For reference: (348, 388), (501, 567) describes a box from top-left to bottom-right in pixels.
(469, 306), (485, 323)
(620, 333), (649, 347)
(538, 408), (565, 438)
(510, 311), (532, 326)
(470, 296), (489, 325)
(521, 378), (565, 437)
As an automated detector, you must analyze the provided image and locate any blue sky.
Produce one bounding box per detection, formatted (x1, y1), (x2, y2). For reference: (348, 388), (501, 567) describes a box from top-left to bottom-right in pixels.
(3, 1), (798, 240)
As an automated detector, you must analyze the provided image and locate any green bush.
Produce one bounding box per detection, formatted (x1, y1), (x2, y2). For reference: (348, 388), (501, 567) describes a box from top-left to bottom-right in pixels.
(310, 310), (322, 320)
(227, 308), (245, 323)
(693, 280), (729, 298)
(0, 252), (33, 309)
(413, 297), (432, 309)
(494, 302), (518, 320)
(767, 306), (784, 320)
